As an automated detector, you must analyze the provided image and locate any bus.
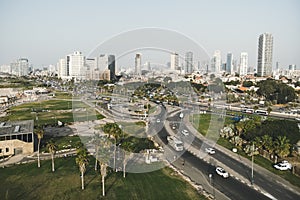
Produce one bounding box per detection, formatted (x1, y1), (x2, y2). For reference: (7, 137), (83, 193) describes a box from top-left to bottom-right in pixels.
(255, 109), (268, 116)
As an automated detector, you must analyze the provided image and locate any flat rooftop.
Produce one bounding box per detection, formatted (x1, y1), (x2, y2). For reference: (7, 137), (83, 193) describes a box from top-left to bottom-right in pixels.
(0, 120), (34, 136)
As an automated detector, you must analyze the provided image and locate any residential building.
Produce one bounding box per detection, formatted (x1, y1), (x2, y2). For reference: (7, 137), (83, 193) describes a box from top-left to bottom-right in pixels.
(58, 51), (86, 80)
(257, 33), (273, 77)
(10, 58), (29, 76)
(211, 50), (221, 73)
(226, 52), (233, 74)
(170, 52), (179, 70)
(185, 51), (193, 74)
(135, 53), (142, 75)
(239, 52), (248, 76)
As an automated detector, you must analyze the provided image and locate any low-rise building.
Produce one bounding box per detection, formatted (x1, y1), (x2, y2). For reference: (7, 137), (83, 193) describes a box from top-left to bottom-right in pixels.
(0, 120), (34, 156)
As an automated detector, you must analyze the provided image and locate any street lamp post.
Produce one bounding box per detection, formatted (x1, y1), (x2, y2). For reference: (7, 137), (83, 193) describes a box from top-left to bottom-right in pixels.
(251, 143), (255, 185)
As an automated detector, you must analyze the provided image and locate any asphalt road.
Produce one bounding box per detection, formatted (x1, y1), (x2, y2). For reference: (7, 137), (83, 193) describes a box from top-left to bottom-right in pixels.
(166, 112), (300, 200)
(156, 126), (270, 200)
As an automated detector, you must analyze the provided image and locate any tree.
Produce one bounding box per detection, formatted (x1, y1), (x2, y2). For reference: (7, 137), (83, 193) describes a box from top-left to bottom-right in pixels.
(96, 135), (112, 197)
(242, 81), (254, 87)
(103, 123), (122, 171)
(267, 107), (272, 115)
(261, 135), (273, 153)
(274, 136), (291, 158)
(76, 148), (89, 190)
(46, 140), (57, 172)
(35, 127), (44, 168)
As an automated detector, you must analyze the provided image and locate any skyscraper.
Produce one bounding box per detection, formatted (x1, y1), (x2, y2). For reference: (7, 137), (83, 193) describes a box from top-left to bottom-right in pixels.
(239, 52), (248, 76)
(135, 53), (141, 75)
(99, 54), (116, 80)
(226, 52), (233, 74)
(211, 50), (221, 73)
(185, 51), (193, 74)
(257, 33), (273, 77)
(170, 52), (179, 70)
(58, 51), (85, 79)
(10, 58), (29, 76)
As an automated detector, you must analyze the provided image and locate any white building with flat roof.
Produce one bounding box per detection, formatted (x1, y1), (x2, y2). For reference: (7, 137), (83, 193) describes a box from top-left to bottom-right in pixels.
(257, 33), (273, 77)
(239, 52), (248, 76)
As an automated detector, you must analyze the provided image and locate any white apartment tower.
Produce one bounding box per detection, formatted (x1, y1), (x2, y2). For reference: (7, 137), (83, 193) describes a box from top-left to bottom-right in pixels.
(10, 58), (29, 76)
(135, 53), (142, 75)
(58, 51), (85, 79)
(257, 33), (273, 77)
(170, 52), (179, 70)
(211, 50), (221, 73)
(239, 52), (248, 76)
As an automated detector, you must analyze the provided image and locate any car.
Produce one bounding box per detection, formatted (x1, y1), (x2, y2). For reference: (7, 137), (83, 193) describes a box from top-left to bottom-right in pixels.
(205, 147), (215, 154)
(274, 160), (292, 171)
(216, 167), (229, 178)
(156, 119), (161, 123)
(181, 129), (189, 136)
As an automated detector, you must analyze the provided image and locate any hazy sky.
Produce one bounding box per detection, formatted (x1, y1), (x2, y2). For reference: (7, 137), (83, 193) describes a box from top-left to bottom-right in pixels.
(0, 0), (299, 69)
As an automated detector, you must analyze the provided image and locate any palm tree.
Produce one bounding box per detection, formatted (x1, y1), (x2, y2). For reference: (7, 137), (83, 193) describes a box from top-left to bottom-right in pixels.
(262, 135), (274, 154)
(103, 123), (121, 171)
(47, 140), (57, 172)
(96, 135), (112, 196)
(100, 162), (108, 196)
(35, 127), (44, 168)
(274, 136), (291, 158)
(76, 148), (89, 190)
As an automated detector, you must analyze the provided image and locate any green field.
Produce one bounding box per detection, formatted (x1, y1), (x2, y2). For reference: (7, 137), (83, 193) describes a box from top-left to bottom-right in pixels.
(0, 157), (205, 200)
(1, 99), (105, 126)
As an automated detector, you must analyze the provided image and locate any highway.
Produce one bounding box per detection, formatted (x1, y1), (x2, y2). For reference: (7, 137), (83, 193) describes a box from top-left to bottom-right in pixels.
(156, 126), (270, 200)
(166, 112), (300, 200)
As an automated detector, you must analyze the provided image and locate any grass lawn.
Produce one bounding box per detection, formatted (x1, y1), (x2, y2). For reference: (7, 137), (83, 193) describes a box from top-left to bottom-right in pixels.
(1, 99), (105, 126)
(53, 92), (73, 99)
(191, 113), (234, 136)
(0, 156), (206, 200)
(41, 136), (82, 152)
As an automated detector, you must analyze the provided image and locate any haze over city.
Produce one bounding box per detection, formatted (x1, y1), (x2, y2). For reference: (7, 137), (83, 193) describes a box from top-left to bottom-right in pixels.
(0, 0), (300, 69)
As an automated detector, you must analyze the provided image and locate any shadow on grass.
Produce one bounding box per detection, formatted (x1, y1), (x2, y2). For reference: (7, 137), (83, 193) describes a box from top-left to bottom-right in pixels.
(102, 170), (122, 196)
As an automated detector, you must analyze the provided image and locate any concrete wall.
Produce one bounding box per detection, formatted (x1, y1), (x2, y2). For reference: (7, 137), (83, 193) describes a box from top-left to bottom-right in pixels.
(0, 139), (34, 156)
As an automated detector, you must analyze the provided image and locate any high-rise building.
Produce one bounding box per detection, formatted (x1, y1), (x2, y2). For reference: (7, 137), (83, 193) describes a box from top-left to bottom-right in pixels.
(288, 64), (296, 71)
(257, 33), (273, 77)
(170, 52), (179, 70)
(146, 61), (151, 71)
(58, 51), (85, 79)
(135, 53), (142, 75)
(185, 51), (193, 74)
(10, 58), (29, 76)
(211, 50), (221, 73)
(99, 54), (116, 80)
(239, 52), (248, 76)
(226, 52), (233, 74)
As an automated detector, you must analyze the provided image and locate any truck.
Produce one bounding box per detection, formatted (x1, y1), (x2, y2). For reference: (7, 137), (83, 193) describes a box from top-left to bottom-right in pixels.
(167, 135), (184, 151)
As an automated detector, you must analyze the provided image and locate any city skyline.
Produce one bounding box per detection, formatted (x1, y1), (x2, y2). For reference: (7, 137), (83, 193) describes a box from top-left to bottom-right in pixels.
(0, 0), (299, 69)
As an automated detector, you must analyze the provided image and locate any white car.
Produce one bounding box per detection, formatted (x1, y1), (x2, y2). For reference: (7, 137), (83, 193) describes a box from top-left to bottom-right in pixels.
(181, 129), (189, 136)
(274, 160), (292, 171)
(216, 167), (229, 178)
(205, 147), (216, 155)
(156, 119), (160, 123)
